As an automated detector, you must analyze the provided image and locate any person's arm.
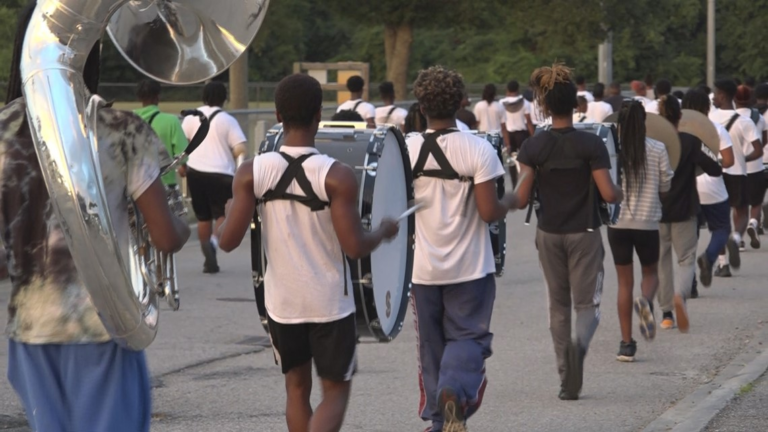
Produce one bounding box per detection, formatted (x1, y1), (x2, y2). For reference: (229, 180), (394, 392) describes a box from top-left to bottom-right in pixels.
(502, 124), (511, 152)
(743, 121), (762, 162)
(134, 178), (190, 253)
(658, 147), (673, 194)
(696, 145), (723, 177)
(514, 162), (535, 209)
(218, 161), (256, 252)
(720, 147), (735, 168)
(474, 180), (518, 222)
(172, 119), (190, 177)
(226, 116), (249, 163)
(326, 163), (398, 259)
(745, 139), (763, 162)
(592, 169), (623, 203)
(525, 113), (535, 136)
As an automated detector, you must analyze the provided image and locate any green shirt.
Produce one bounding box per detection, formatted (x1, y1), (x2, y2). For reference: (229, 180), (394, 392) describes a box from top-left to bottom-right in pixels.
(134, 105), (189, 185)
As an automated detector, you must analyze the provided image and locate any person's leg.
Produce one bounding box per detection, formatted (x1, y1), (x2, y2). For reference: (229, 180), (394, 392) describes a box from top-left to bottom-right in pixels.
(656, 223), (674, 315)
(671, 219), (698, 332)
(285, 362), (313, 432)
(65, 342), (151, 432)
(310, 379), (351, 432)
(746, 172), (765, 247)
(607, 228), (636, 345)
(411, 285), (446, 431)
(437, 274), (495, 424)
(633, 229), (660, 341)
(187, 169), (218, 272)
(733, 206), (749, 239)
(7, 341), (68, 432)
(268, 318), (313, 432)
(535, 229), (572, 384)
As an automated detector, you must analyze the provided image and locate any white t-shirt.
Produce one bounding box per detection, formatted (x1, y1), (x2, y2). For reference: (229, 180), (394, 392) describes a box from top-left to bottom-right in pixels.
(573, 112), (595, 124)
(645, 97), (680, 115)
(499, 96), (531, 132)
(374, 105), (408, 127)
(633, 96), (653, 108)
(182, 106), (247, 176)
(577, 90), (595, 103)
(736, 108), (767, 173)
(337, 99), (376, 121)
(456, 119), (470, 131)
(697, 121), (733, 205)
(406, 131), (505, 285)
(709, 109), (759, 176)
(530, 100), (551, 126)
(586, 100), (613, 122)
(252, 146), (354, 324)
(473, 100), (505, 132)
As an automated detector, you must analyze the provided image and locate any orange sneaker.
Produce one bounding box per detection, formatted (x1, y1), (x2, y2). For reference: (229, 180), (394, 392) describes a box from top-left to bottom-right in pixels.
(660, 312), (676, 330)
(674, 294), (689, 333)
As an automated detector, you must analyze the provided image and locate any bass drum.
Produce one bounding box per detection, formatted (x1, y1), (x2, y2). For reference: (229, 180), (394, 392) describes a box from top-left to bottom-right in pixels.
(252, 125), (415, 342)
(471, 131), (507, 277)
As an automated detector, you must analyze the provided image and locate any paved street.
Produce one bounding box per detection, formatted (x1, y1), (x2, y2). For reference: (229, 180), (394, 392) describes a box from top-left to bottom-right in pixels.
(1, 206), (768, 431)
(705, 371), (768, 432)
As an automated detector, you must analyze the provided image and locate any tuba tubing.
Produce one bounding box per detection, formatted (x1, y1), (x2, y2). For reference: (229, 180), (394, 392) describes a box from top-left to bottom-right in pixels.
(21, 0), (158, 351)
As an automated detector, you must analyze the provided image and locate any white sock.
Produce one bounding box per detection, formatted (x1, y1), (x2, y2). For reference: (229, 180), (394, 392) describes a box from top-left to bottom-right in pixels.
(210, 235), (218, 249)
(749, 218), (758, 228)
(718, 255), (727, 266)
(732, 232), (742, 243)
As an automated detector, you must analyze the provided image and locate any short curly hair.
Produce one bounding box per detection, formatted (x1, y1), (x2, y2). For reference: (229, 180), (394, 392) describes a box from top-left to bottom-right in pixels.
(413, 66), (465, 120)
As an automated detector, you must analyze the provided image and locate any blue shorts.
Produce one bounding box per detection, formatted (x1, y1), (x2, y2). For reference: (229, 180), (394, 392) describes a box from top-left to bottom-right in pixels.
(7, 340), (151, 432)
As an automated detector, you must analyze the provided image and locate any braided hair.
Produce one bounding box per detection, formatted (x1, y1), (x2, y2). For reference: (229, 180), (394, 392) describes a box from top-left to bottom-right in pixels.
(6, 1), (100, 104)
(529, 63), (577, 117)
(617, 100), (647, 193)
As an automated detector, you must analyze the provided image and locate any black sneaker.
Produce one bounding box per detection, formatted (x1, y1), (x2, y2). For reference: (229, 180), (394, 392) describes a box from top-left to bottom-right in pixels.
(438, 387), (466, 432)
(727, 238), (741, 270)
(617, 339), (637, 362)
(697, 255), (712, 288)
(691, 278), (699, 299)
(759, 226), (765, 236)
(714, 264), (732, 277)
(562, 341), (585, 401)
(201, 242), (219, 274)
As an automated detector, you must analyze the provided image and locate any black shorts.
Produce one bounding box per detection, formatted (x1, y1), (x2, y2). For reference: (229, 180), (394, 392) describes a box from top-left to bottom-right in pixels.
(508, 130), (530, 152)
(186, 168), (233, 221)
(607, 228), (660, 266)
(746, 171), (767, 206)
(268, 313), (357, 381)
(723, 173), (748, 208)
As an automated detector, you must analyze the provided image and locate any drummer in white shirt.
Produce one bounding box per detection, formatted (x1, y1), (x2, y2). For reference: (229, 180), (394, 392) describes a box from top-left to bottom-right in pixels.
(374, 81), (408, 131)
(500, 80), (535, 187)
(336, 75), (376, 128)
(646, 79), (679, 115)
(586, 83), (614, 122)
(573, 96), (595, 123)
(473, 84), (505, 132)
(734, 85), (768, 248)
(631, 80), (653, 108)
(575, 75), (594, 103)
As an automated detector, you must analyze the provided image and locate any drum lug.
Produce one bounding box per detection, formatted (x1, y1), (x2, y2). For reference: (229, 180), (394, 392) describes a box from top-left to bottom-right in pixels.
(252, 271), (264, 286)
(354, 273), (373, 288)
(354, 162), (378, 177)
(361, 214), (372, 231)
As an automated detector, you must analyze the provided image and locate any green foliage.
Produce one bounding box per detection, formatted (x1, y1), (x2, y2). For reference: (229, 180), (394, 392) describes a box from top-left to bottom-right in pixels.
(0, 0), (28, 83)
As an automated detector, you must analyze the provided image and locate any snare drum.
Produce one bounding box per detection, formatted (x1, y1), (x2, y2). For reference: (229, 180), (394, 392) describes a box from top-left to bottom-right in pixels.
(252, 125), (415, 342)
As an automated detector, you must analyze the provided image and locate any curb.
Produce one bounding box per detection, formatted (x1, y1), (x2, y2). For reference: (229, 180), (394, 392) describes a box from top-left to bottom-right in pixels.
(643, 323), (768, 432)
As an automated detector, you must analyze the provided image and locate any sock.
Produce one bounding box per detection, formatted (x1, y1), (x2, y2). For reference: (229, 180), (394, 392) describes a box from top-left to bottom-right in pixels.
(732, 232), (742, 243)
(210, 235), (219, 250)
(749, 218), (758, 228)
(718, 255), (727, 267)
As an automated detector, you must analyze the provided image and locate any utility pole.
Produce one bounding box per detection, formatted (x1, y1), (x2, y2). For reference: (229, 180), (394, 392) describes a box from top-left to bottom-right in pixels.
(229, 50), (249, 110)
(707, 0), (715, 88)
(598, 33), (613, 85)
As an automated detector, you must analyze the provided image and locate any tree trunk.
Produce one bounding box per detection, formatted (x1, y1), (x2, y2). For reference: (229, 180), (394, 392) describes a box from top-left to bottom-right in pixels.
(384, 23), (413, 101)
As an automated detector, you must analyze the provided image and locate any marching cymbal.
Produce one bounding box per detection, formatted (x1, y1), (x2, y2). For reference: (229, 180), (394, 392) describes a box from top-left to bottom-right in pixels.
(680, 109), (720, 156)
(602, 112), (681, 170)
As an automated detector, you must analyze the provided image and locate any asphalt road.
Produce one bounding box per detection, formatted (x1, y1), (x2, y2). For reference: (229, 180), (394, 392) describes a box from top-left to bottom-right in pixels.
(1, 207), (768, 432)
(704, 371), (768, 432)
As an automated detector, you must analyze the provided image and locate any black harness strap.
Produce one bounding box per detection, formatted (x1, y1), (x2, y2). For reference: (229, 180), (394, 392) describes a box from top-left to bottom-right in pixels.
(413, 129), (475, 210)
(353, 100), (364, 112)
(725, 113), (740, 132)
(147, 111), (161, 127)
(259, 153), (329, 211)
(385, 105), (398, 123)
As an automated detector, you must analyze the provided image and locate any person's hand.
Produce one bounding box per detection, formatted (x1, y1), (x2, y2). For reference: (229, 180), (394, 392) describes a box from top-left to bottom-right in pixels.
(379, 218), (399, 240)
(177, 164), (187, 178)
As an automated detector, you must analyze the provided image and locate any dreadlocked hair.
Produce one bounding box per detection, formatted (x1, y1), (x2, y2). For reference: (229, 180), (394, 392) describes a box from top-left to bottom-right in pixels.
(681, 89), (711, 116)
(657, 95), (681, 126)
(412, 66), (465, 120)
(618, 100), (648, 193)
(6, 1), (100, 104)
(530, 63), (577, 117)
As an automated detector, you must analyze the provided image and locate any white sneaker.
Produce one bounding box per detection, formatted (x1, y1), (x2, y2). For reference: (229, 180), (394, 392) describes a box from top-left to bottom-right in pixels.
(747, 220), (761, 250)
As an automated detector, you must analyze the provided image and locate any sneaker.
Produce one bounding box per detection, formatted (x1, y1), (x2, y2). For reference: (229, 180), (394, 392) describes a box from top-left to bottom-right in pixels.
(739, 240), (746, 252)
(201, 242), (219, 274)
(697, 255), (713, 288)
(714, 264), (732, 277)
(438, 387), (466, 432)
(562, 341), (585, 401)
(760, 226), (765, 236)
(660, 311), (675, 330)
(747, 221), (761, 249)
(634, 297), (656, 341)
(691, 278), (699, 299)
(763, 204), (768, 229)
(617, 339), (637, 362)
(727, 238), (741, 270)
(674, 294), (690, 333)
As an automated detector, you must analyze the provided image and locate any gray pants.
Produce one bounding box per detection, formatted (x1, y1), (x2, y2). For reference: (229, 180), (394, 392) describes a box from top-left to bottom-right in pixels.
(657, 218), (697, 313)
(536, 229), (604, 382)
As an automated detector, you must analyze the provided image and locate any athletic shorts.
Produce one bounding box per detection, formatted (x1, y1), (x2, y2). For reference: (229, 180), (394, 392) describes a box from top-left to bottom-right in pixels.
(746, 171), (767, 206)
(723, 173), (748, 208)
(268, 313), (357, 382)
(607, 227), (660, 266)
(7, 340), (150, 432)
(508, 130), (530, 152)
(186, 168), (233, 221)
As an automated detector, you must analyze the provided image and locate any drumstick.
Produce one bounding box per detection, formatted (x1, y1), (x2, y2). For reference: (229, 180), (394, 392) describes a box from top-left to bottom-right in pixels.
(513, 172), (528, 194)
(397, 202), (425, 221)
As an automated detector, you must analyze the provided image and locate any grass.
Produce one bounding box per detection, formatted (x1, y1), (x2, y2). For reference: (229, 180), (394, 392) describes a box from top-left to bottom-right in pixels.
(738, 382), (755, 396)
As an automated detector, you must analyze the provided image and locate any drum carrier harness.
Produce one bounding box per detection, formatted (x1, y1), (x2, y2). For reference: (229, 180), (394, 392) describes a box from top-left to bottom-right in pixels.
(257, 151), (349, 296)
(412, 128), (475, 211)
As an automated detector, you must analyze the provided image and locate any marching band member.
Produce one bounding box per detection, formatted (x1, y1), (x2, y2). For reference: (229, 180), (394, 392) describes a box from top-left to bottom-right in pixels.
(407, 66), (518, 432)
(218, 74), (398, 432)
(473, 84), (505, 132)
(0, 4), (190, 431)
(575, 75), (595, 103)
(604, 81), (626, 113)
(500, 80), (535, 187)
(756, 83), (768, 232)
(181, 82), (248, 274)
(645, 79), (677, 114)
(515, 64), (622, 400)
(681, 90), (737, 287)
(374, 81), (408, 130)
(655, 96), (722, 332)
(587, 83), (614, 122)
(733, 85), (767, 248)
(336, 75), (376, 128)
(631, 81), (653, 108)
(608, 100), (674, 362)
(709, 79), (762, 273)
(572, 96), (595, 123)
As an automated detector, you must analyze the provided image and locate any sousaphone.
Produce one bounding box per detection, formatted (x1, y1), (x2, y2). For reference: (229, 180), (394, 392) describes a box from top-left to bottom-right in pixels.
(21, 0), (269, 350)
